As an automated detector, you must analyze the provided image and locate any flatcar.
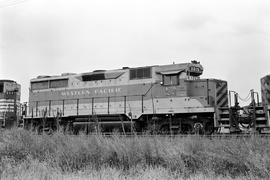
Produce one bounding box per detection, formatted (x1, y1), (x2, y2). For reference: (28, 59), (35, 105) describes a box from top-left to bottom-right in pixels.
(0, 80), (21, 128)
(23, 61), (232, 134)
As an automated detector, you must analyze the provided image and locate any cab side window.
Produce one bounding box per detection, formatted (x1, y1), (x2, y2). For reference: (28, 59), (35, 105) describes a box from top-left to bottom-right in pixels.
(163, 74), (179, 85)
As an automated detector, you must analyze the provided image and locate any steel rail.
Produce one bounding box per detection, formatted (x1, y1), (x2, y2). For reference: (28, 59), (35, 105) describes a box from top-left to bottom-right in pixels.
(68, 133), (270, 139)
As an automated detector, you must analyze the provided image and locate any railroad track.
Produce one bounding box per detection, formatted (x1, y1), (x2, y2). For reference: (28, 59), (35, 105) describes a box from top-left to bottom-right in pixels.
(74, 133), (270, 138)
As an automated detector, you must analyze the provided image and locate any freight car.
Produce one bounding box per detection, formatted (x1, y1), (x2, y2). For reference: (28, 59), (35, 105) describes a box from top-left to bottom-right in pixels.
(23, 61), (231, 134)
(0, 80), (21, 128)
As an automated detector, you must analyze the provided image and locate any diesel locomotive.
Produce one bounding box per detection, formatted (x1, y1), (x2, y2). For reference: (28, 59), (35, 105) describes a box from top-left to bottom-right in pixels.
(22, 61), (228, 134)
(21, 61), (270, 134)
(0, 80), (21, 128)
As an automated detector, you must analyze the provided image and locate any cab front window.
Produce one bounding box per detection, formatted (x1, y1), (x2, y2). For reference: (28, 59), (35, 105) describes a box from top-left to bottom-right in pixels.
(163, 74), (179, 86)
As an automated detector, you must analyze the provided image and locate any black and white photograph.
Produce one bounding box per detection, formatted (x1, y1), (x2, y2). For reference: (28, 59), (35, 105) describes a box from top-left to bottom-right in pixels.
(0, 0), (270, 179)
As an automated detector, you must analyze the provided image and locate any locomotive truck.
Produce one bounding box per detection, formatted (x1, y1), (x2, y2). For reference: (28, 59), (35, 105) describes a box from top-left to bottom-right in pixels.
(22, 61), (270, 134)
(0, 80), (21, 128)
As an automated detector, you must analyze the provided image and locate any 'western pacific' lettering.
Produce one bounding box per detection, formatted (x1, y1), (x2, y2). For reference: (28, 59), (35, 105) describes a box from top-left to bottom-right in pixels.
(61, 88), (121, 97)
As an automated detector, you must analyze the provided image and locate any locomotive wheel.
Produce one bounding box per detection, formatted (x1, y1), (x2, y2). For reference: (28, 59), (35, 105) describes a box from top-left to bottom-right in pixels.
(181, 124), (193, 134)
(159, 124), (170, 134)
(204, 122), (215, 135)
(194, 122), (204, 134)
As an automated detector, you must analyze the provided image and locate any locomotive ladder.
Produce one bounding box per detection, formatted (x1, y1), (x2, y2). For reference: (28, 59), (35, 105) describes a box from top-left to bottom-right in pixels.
(217, 107), (230, 128)
(250, 106), (268, 128)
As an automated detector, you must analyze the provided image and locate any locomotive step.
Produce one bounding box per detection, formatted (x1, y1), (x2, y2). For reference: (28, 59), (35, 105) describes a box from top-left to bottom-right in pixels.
(220, 111), (230, 114)
(256, 117), (267, 121)
(219, 118), (230, 121)
(256, 110), (265, 114)
(170, 125), (180, 129)
(218, 124), (230, 127)
(256, 124), (270, 128)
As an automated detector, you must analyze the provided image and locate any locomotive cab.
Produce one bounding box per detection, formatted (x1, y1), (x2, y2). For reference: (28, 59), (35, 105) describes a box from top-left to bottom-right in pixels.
(159, 60), (203, 86)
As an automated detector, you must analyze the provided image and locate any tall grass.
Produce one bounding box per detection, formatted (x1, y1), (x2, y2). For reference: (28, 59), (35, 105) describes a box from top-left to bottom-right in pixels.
(0, 128), (270, 179)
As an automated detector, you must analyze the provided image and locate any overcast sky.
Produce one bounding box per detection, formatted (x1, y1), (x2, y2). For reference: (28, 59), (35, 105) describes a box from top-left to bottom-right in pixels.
(0, 0), (270, 103)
